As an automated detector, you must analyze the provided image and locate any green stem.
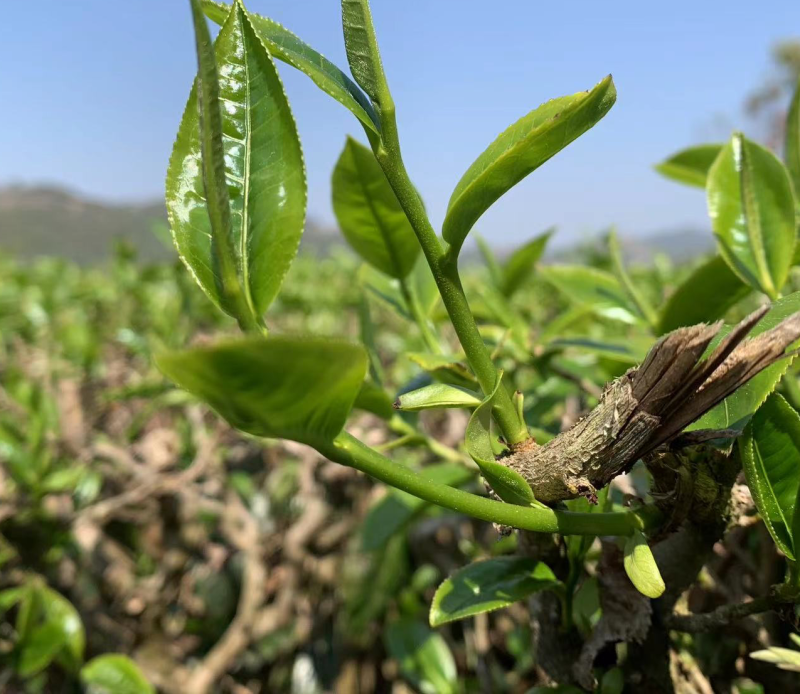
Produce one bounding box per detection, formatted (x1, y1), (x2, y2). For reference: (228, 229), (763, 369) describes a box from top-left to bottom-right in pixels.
(322, 432), (646, 536)
(370, 111), (529, 445)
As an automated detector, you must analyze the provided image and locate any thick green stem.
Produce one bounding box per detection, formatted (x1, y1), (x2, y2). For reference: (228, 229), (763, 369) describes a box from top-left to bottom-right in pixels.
(370, 111), (529, 445)
(321, 432), (646, 536)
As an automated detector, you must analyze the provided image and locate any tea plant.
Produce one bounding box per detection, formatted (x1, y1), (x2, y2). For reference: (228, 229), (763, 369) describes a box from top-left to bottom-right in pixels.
(156, 0), (800, 690)
(3, 0), (800, 691)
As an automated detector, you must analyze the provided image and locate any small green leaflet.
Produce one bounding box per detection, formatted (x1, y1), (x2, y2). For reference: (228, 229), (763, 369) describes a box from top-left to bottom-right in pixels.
(623, 529), (665, 599)
(466, 374), (537, 506)
(443, 76), (616, 256)
(332, 137), (420, 278)
(80, 655), (155, 694)
(156, 336), (368, 446)
(655, 143), (723, 188)
(430, 557), (558, 626)
(739, 393), (800, 560)
(202, 0), (380, 133)
(167, 0), (306, 325)
(394, 383), (482, 412)
(707, 133), (796, 299)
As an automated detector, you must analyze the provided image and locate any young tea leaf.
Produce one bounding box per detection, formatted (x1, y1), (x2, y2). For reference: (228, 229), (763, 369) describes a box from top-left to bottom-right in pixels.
(739, 393), (800, 559)
(466, 375), (537, 506)
(80, 655), (155, 694)
(332, 137), (420, 278)
(443, 76), (616, 255)
(707, 133), (796, 299)
(202, 0), (380, 133)
(182, 0), (250, 326)
(623, 529), (665, 599)
(384, 618), (458, 694)
(654, 143), (723, 188)
(38, 584), (85, 669)
(430, 557), (558, 626)
(156, 336), (368, 446)
(17, 623), (67, 678)
(395, 383), (482, 412)
(341, 0), (390, 107)
(501, 228), (554, 297)
(168, 0), (307, 324)
(658, 255), (751, 334)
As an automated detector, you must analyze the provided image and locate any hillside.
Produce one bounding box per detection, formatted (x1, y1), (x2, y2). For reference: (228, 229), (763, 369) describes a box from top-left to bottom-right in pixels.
(0, 185), (712, 265)
(0, 185), (343, 264)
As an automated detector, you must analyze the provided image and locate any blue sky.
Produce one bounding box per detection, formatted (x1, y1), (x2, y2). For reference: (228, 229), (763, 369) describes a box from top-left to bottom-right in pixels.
(2, 1), (799, 248)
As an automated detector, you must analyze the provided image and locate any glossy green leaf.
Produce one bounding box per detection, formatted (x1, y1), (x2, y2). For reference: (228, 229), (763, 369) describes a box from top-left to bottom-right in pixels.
(707, 133), (796, 299)
(385, 618), (457, 694)
(341, 0), (389, 107)
(17, 623), (66, 677)
(501, 228), (553, 297)
(786, 75), (800, 199)
(690, 292), (800, 432)
(182, 0), (248, 324)
(38, 584), (85, 668)
(654, 143), (723, 188)
(395, 383), (482, 412)
(443, 76), (616, 254)
(202, 1), (380, 133)
(466, 375), (537, 506)
(539, 265), (639, 324)
(361, 464), (476, 551)
(168, 0), (307, 322)
(658, 255), (751, 334)
(81, 655), (155, 694)
(623, 529), (665, 598)
(609, 229), (657, 328)
(430, 557), (557, 626)
(332, 137), (419, 278)
(739, 394), (800, 559)
(156, 336), (367, 446)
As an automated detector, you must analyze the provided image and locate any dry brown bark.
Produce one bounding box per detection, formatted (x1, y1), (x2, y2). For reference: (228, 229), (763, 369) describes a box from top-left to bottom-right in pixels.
(505, 306), (800, 503)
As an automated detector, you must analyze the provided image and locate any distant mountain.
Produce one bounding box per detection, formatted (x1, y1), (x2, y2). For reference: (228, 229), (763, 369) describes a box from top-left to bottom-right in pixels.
(0, 185), (343, 264)
(0, 185), (170, 263)
(0, 185), (712, 266)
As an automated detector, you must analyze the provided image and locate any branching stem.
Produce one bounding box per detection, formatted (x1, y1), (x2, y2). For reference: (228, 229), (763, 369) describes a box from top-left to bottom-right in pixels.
(319, 431), (654, 536)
